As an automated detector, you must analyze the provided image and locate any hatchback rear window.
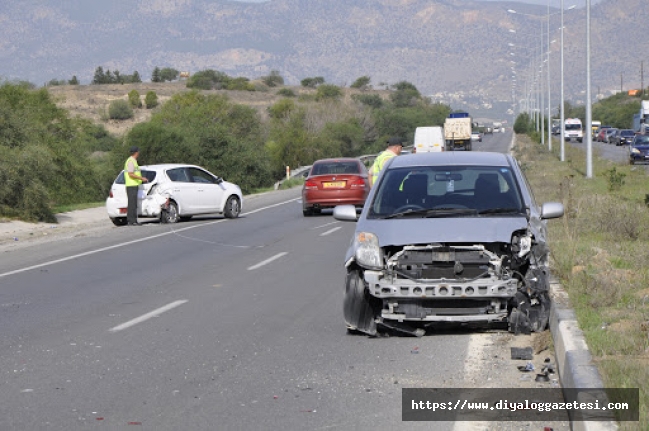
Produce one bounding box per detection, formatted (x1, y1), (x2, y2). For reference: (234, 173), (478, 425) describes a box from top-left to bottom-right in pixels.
(114, 170), (156, 184)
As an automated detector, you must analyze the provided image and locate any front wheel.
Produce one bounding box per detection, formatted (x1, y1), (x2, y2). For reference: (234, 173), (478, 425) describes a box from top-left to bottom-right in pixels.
(224, 195), (241, 218)
(343, 270), (378, 336)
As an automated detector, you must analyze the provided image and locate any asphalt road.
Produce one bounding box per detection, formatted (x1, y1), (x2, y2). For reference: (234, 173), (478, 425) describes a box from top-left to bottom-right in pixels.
(0, 131), (569, 430)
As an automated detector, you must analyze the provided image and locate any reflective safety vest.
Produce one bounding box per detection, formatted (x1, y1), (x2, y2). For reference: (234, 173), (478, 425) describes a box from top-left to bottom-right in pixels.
(371, 150), (396, 185)
(124, 156), (142, 187)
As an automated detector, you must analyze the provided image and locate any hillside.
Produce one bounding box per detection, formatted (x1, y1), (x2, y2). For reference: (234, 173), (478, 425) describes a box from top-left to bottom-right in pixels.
(2, 0), (648, 119)
(46, 81), (392, 136)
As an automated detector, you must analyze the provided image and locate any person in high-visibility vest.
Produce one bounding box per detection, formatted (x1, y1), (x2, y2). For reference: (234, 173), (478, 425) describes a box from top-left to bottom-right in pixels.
(124, 146), (148, 226)
(369, 137), (403, 187)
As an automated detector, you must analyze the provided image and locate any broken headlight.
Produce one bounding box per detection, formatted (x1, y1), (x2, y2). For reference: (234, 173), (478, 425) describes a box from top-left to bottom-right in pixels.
(353, 232), (383, 270)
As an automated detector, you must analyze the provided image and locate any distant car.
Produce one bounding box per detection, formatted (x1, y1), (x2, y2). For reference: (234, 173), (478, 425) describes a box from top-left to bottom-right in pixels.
(595, 126), (613, 142)
(471, 131), (482, 142)
(604, 128), (618, 144)
(333, 151), (564, 336)
(629, 135), (649, 164)
(301, 158), (370, 216)
(106, 164), (243, 226)
(611, 129), (635, 146)
(551, 125), (561, 135)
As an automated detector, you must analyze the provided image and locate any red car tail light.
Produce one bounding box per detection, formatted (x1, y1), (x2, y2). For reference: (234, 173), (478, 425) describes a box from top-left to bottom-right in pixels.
(109, 190), (114, 198)
(350, 177), (366, 188)
(304, 180), (318, 190)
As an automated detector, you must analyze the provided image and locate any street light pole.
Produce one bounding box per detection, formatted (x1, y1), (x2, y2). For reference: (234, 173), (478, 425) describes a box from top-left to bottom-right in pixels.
(559, 0), (566, 162)
(547, 0), (552, 151)
(585, 0), (593, 178)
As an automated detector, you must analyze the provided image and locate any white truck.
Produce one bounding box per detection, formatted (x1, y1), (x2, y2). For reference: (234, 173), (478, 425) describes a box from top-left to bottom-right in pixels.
(633, 100), (649, 134)
(444, 113), (472, 151)
(413, 126), (445, 153)
(564, 118), (583, 143)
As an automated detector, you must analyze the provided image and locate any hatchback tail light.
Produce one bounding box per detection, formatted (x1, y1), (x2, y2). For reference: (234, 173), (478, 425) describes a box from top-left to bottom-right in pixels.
(350, 177), (366, 188)
(109, 190), (114, 198)
(304, 180), (318, 190)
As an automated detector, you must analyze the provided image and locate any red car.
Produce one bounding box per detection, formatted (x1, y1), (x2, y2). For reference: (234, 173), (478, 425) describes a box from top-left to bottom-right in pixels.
(302, 158), (370, 216)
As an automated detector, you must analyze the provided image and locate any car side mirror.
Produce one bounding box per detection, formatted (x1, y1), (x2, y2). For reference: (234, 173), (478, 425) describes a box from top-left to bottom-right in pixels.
(333, 205), (358, 222)
(215, 177), (223, 185)
(541, 202), (564, 220)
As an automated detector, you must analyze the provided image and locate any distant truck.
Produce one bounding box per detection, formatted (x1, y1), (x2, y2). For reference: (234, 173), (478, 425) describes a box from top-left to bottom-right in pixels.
(413, 126), (445, 153)
(633, 100), (649, 134)
(444, 112), (472, 151)
(591, 121), (601, 138)
(564, 118), (583, 142)
(492, 121), (502, 133)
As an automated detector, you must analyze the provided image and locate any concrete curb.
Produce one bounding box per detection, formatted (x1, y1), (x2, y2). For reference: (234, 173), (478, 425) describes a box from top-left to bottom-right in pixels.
(549, 280), (618, 431)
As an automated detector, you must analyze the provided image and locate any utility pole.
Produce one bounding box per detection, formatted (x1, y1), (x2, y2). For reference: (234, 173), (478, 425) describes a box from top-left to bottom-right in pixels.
(620, 73), (623, 94)
(642, 61), (644, 97)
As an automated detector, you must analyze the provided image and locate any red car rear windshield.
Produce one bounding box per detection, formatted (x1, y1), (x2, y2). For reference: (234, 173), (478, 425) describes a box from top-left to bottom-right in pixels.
(312, 162), (360, 175)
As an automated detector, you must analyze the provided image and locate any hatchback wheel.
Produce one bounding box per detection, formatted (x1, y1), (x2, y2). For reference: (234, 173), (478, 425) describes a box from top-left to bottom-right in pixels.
(224, 196), (240, 218)
(303, 207), (313, 217)
(164, 201), (180, 223)
(110, 217), (127, 226)
(343, 270), (378, 336)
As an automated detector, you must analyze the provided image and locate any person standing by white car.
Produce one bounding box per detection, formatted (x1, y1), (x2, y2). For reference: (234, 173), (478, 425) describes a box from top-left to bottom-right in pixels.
(124, 146), (148, 226)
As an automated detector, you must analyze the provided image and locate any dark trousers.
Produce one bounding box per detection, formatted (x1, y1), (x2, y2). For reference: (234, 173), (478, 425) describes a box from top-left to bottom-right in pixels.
(126, 186), (139, 224)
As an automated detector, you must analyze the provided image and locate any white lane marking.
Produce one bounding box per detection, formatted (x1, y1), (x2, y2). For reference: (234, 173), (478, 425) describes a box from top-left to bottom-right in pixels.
(247, 252), (288, 270)
(109, 300), (188, 333)
(319, 227), (342, 236)
(0, 197), (301, 279)
(312, 221), (339, 230)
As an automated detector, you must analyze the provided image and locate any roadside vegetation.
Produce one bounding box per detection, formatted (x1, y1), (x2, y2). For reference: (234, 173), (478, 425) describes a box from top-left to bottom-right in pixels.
(1, 72), (451, 222)
(515, 129), (648, 429)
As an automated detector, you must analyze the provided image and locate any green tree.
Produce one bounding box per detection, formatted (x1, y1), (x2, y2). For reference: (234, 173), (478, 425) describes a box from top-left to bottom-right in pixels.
(301, 76), (325, 88)
(352, 94), (383, 109)
(159, 67), (179, 82)
(390, 81), (422, 108)
(108, 99), (134, 120)
(268, 98), (296, 120)
(315, 84), (342, 101)
(514, 113), (533, 134)
(151, 67), (161, 83)
(92, 66), (105, 84)
(131, 71), (142, 83)
(186, 69), (231, 90)
(350, 76), (371, 90)
(128, 90), (142, 108)
(122, 92), (272, 193)
(262, 70), (284, 87)
(145, 91), (158, 109)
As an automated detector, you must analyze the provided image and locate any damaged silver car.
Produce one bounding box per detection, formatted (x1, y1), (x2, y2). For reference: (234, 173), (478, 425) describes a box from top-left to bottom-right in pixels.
(334, 152), (563, 337)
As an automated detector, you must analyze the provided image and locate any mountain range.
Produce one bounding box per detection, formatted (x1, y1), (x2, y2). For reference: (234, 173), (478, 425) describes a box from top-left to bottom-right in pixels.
(0, 0), (644, 119)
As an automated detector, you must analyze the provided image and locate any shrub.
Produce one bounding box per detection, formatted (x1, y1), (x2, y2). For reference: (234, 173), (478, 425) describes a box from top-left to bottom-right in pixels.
(276, 88), (295, 97)
(350, 76), (371, 90)
(315, 84), (342, 101)
(145, 91), (158, 109)
(108, 99), (134, 120)
(352, 93), (383, 109)
(128, 90), (142, 108)
(262, 70), (284, 87)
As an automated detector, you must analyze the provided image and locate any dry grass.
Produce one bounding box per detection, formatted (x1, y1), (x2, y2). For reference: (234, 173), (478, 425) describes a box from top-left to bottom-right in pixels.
(46, 81), (390, 136)
(514, 135), (648, 429)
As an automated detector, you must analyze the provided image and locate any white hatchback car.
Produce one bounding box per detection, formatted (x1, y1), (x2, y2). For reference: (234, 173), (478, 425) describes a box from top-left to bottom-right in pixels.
(106, 164), (243, 226)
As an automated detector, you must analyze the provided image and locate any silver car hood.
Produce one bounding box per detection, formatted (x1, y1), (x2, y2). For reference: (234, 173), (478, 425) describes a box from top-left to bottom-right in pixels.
(359, 216), (529, 246)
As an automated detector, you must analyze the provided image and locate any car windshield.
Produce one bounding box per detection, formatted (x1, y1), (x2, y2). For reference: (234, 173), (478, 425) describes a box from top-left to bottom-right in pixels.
(368, 165), (525, 218)
(311, 161), (360, 175)
(565, 124), (581, 131)
(621, 130), (635, 136)
(634, 137), (649, 145)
